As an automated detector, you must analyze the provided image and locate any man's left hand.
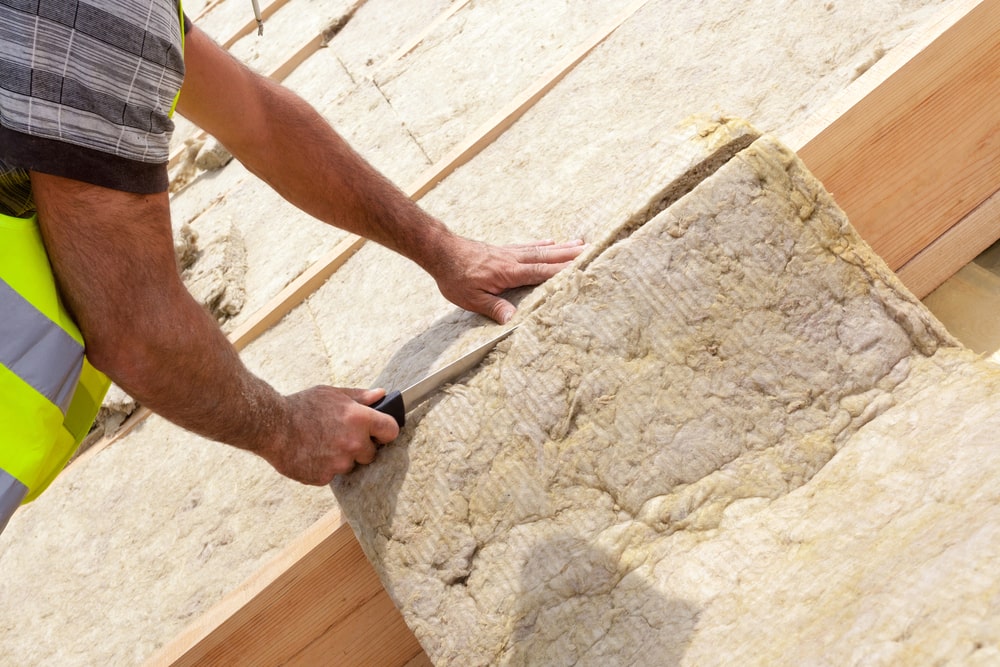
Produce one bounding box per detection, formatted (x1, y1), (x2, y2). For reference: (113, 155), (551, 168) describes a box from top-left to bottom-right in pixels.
(433, 237), (586, 324)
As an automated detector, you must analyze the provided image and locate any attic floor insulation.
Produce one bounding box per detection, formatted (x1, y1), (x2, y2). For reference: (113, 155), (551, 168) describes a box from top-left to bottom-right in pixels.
(335, 134), (1000, 666)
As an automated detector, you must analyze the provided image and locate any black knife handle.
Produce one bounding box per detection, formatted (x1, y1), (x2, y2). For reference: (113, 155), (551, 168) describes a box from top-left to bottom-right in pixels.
(370, 389), (405, 428)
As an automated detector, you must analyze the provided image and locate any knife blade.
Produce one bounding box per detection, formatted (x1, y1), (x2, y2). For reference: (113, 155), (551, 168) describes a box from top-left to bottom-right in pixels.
(369, 327), (517, 427)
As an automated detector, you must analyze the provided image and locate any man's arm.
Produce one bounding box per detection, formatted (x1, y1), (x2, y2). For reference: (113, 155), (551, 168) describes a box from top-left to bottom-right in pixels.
(31, 173), (399, 483)
(176, 24), (584, 324)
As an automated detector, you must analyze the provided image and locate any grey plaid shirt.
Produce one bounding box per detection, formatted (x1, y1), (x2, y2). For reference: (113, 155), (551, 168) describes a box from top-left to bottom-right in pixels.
(0, 0), (187, 213)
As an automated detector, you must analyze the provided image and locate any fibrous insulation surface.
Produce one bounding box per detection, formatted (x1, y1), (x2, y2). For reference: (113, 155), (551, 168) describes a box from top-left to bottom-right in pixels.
(335, 135), (1000, 665)
(0, 1), (960, 663)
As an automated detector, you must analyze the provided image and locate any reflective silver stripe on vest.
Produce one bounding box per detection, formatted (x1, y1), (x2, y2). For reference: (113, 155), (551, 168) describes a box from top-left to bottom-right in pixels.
(0, 279), (84, 414)
(0, 468), (28, 535)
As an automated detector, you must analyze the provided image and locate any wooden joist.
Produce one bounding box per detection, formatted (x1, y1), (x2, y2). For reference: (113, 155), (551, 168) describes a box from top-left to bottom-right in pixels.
(190, 0), (297, 50)
(898, 187), (1000, 299)
(788, 0), (1000, 277)
(379, 0), (472, 70)
(147, 510), (429, 667)
(146, 2), (999, 665)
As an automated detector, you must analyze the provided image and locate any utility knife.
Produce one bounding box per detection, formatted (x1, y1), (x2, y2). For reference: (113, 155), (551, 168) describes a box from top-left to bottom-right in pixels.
(370, 327), (516, 427)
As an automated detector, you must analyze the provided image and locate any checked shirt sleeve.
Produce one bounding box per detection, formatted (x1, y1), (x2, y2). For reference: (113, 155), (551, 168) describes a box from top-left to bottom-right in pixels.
(0, 0), (187, 194)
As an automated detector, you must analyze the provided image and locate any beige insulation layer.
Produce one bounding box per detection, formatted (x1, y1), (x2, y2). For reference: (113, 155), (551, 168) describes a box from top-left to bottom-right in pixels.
(333, 135), (1000, 665)
(0, 1), (957, 664)
(306, 0), (950, 397)
(372, 0), (615, 163)
(318, 117), (759, 393)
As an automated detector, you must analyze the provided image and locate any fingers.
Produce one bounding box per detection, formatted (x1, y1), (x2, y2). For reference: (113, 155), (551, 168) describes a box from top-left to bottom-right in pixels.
(352, 438), (378, 466)
(482, 295), (516, 325)
(504, 239), (556, 250)
(347, 386), (401, 444)
(505, 239), (584, 250)
(345, 386), (386, 406)
(494, 239), (588, 290)
(366, 403), (401, 446)
(508, 241), (586, 284)
(498, 257), (575, 295)
(508, 239), (587, 263)
(270, 386), (405, 484)
(314, 391), (395, 475)
(433, 237), (586, 324)
(463, 240), (586, 323)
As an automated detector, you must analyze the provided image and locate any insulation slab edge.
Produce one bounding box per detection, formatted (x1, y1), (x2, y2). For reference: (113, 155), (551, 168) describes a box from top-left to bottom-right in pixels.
(333, 133), (1000, 665)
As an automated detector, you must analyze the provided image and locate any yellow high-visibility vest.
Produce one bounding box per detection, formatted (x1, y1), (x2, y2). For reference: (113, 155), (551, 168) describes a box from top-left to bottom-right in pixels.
(0, 1), (184, 532)
(0, 211), (110, 529)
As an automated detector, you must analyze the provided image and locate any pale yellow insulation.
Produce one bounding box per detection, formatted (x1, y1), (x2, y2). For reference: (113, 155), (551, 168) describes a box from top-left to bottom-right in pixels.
(335, 135), (1000, 666)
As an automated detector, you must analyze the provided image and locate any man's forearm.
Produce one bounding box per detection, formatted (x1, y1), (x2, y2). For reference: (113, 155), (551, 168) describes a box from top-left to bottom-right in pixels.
(236, 81), (453, 273)
(32, 173), (287, 452)
(175, 23), (586, 325)
(103, 284), (287, 451)
(176, 25), (455, 275)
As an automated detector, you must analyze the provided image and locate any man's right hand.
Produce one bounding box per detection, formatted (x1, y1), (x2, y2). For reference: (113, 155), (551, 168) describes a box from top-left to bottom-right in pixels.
(31, 172), (398, 486)
(257, 387), (401, 485)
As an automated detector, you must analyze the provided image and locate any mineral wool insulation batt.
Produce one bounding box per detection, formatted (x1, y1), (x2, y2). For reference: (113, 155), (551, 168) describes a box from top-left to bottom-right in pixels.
(335, 131), (1000, 666)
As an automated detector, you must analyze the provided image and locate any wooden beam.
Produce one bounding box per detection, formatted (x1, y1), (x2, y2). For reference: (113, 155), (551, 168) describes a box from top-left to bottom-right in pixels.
(897, 186), (1000, 299)
(228, 235), (366, 352)
(145, 511), (427, 666)
(218, 0), (295, 50)
(190, 0), (297, 50)
(408, 0), (651, 201)
(921, 261), (1000, 356)
(380, 0), (472, 69)
(787, 0), (1000, 271)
